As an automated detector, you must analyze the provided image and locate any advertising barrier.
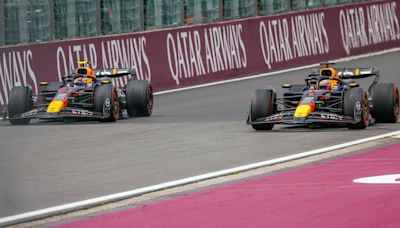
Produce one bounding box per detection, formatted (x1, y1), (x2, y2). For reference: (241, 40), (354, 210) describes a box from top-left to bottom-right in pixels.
(0, 0), (399, 110)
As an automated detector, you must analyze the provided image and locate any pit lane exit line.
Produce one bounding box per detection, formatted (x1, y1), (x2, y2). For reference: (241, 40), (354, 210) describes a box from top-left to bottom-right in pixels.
(1, 130), (400, 226)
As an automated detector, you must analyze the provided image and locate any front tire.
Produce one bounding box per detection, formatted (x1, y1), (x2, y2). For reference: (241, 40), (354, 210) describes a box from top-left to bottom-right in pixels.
(250, 89), (275, 130)
(94, 84), (119, 122)
(8, 86), (33, 125)
(343, 88), (369, 129)
(371, 83), (399, 123)
(126, 80), (153, 117)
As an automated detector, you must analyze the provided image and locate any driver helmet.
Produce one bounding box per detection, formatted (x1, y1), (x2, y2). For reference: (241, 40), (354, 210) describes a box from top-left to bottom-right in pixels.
(74, 77), (85, 87)
(319, 79), (331, 90)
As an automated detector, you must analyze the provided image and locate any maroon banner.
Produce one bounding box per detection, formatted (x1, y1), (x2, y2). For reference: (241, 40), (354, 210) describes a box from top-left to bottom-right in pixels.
(1, 0), (400, 110)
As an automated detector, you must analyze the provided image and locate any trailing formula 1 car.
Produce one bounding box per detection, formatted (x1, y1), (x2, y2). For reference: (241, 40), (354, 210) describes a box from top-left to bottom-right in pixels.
(7, 61), (153, 125)
(247, 63), (399, 130)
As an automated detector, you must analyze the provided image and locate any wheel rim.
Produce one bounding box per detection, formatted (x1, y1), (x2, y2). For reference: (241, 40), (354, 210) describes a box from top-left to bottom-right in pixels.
(362, 92), (369, 125)
(146, 87), (153, 114)
(112, 89), (119, 119)
(393, 86), (399, 120)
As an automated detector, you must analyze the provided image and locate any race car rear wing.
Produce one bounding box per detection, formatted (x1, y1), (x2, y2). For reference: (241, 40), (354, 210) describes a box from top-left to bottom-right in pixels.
(336, 68), (380, 79)
(94, 68), (137, 78)
(61, 68), (138, 84)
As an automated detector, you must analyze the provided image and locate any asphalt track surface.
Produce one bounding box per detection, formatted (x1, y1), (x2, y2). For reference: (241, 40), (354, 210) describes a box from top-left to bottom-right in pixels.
(0, 51), (400, 218)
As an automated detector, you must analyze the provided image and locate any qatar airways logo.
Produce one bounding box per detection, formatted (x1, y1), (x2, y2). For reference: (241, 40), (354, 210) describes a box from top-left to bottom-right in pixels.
(0, 50), (38, 106)
(166, 24), (247, 85)
(339, 2), (400, 55)
(259, 12), (329, 69)
(56, 37), (151, 88)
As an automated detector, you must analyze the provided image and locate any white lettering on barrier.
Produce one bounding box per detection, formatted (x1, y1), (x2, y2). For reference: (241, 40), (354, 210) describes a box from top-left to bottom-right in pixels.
(167, 34), (179, 85)
(0, 50), (37, 106)
(57, 44), (98, 78)
(100, 37), (150, 82)
(56, 37), (151, 88)
(340, 2), (400, 55)
(260, 13), (328, 69)
(167, 24), (247, 85)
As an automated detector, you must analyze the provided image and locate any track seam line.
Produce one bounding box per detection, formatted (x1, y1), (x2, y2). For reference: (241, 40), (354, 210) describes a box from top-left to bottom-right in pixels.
(1, 130), (400, 226)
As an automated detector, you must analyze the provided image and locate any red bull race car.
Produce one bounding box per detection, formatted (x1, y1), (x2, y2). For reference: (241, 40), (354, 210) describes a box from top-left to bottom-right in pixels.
(247, 63), (399, 130)
(7, 61), (153, 124)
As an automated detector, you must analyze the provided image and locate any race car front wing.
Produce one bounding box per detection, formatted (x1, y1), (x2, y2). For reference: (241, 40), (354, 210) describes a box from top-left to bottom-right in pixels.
(247, 111), (356, 126)
(8, 107), (107, 121)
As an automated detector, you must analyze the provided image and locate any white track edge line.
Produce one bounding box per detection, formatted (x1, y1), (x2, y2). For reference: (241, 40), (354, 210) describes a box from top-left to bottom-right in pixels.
(1, 47), (400, 121)
(1, 130), (400, 226)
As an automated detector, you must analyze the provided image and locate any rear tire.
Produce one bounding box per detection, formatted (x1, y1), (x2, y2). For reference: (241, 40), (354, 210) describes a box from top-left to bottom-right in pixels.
(250, 89), (275, 130)
(8, 86), (33, 125)
(94, 84), (118, 122)
(371, 83), (399, 123)
(126, 80), (153, 117)
(343, 88), (369, 129)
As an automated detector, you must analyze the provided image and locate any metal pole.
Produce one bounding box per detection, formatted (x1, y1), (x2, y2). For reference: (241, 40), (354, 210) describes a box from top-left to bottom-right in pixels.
(220, 0), (223, 20)
(180, 0), (184, 26)
(253, 0), (258, 16)
(49, 0), (55, 41)
(96, 0), (101, 35)
(140, 0), (144, 31)
(18, 1), (28, 43)
(0, 0), (5, 46)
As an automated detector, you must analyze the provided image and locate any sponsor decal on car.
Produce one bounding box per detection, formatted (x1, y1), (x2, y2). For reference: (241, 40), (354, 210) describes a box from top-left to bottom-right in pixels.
(21, 109), (38, 117)
(104, 98), (111, 111)
(265, 113), (284, 121)
(71, 109), (93, 116)
(320, 113), (344, 120)
(355, 101), (361, 111)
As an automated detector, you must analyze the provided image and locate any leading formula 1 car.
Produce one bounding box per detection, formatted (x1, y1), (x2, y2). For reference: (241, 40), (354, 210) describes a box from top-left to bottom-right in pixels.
(7, 61), (153, 124)
(247, 63), (399, 130)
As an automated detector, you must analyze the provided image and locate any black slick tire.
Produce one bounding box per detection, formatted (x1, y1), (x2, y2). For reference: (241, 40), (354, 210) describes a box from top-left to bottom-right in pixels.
(371, 83), (399, 123)
(94, 84), (118, 122)
(250, 89), (275, 130)
(126, 80), (153, 117)
(343, 88), (369, 129)
(8, 86), (33, 125)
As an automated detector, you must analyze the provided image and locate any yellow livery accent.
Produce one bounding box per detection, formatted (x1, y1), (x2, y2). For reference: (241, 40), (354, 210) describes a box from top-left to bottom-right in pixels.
(294, 104), (313, 117)
(349, 82), (359, 87)
(47, 100), (65, 113)
(320, 68), (337, 77)
(77, 61), (90, 67)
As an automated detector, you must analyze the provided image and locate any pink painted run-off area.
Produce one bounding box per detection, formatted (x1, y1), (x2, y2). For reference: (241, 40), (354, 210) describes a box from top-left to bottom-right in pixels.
(57, 143), (400, 228)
